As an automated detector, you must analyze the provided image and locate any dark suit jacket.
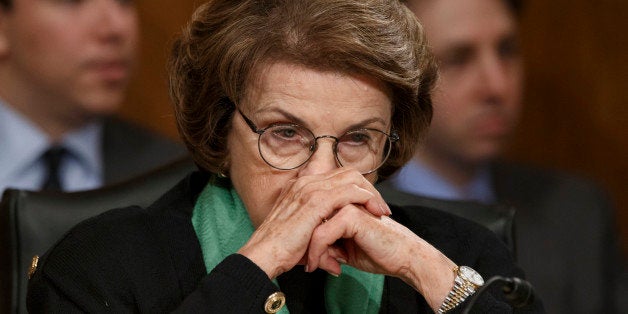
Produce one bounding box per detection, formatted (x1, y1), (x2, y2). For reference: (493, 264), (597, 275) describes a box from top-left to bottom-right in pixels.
(27, 172), (544, 313)
(102, 117), (188, 185)
(378, 161), (623, 314)
(492, 162), (623, 314)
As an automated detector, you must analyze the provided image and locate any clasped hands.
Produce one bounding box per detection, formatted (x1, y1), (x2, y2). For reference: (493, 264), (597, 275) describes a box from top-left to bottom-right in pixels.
(238, 168), (456, 309)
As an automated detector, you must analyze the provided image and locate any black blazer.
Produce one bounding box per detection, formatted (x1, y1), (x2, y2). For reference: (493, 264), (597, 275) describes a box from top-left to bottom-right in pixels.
(27, 172), (544, 313)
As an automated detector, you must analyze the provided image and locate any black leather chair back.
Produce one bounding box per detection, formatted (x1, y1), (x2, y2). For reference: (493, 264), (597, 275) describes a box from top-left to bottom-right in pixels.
(377, 182), (516, 252)
(0, 157), (196, 314)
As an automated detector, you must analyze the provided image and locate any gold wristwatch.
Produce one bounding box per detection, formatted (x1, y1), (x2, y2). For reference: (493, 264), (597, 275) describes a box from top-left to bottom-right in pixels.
(437, 266), (484, 313)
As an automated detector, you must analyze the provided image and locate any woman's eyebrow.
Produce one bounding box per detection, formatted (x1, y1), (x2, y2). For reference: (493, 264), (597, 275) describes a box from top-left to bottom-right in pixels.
(273, 108), (307, 126)
(256, 107), (387, 131)
(343, 117), (387, 132)
(253, 107), (309, 126)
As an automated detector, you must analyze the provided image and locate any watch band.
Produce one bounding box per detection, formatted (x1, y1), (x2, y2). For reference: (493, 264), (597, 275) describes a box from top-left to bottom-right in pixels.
(437, 266), (484, 313)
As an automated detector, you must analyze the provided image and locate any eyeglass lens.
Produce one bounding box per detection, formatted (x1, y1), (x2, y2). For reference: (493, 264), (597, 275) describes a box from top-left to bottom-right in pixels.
(258, 124), (392, 174)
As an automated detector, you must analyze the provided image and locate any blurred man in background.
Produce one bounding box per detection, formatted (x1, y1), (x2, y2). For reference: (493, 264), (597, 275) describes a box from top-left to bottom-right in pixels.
(0, 0), (187, 193)
(378, 0), (624, 312)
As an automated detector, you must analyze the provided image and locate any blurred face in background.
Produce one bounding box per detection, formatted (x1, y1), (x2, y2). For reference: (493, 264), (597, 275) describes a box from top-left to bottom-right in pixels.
(0, 0), (138, 126)
(406, 0), (523, 165)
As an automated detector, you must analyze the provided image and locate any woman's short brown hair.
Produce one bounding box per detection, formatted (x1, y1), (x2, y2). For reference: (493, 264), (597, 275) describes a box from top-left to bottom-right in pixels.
(169, 0), (437, 180)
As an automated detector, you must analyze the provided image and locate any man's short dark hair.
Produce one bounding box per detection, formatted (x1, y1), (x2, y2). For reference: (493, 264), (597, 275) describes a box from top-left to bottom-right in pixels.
(1, 0), (11, 9)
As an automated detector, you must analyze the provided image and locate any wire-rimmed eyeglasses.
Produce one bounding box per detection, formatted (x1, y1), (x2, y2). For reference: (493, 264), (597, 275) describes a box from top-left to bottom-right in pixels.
(238, 109), (399, 175)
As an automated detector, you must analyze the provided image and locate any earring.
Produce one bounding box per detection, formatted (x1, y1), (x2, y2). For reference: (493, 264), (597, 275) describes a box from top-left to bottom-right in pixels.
(218, 162), (229, 178)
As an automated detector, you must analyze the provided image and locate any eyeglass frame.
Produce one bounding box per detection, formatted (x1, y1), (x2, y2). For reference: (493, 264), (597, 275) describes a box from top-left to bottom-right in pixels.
(237, 109), (399, 175)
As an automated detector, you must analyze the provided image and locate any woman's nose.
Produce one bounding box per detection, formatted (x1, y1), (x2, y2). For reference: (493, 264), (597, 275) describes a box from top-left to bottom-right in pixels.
(297, 138), (339, 176)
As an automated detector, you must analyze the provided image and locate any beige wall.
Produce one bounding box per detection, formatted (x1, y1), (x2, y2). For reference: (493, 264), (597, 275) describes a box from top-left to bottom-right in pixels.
(119, 0), (628, 252)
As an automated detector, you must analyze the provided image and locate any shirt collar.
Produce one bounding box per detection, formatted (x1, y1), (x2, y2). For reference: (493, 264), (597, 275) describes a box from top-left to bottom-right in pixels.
(0, 100), (49, 180)
(62, 122), (103, 182)
(0, 99), (103, 183)
(387, 158), (496, 204)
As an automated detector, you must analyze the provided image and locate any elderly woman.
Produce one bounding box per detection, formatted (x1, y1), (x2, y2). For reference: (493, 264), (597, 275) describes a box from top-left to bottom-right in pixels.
(27, 0), (542, 313)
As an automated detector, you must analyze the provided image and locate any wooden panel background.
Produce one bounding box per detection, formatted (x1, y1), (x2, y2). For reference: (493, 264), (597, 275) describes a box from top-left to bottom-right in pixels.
(510, 1), (628, 253)
(119, 1), (628, 253)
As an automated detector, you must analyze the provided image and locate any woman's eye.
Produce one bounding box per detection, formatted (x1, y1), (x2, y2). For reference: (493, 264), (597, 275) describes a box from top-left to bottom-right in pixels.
(271, 126), (301, 140)
(279, 128), (296, 138)
(343, 132), (371, 145)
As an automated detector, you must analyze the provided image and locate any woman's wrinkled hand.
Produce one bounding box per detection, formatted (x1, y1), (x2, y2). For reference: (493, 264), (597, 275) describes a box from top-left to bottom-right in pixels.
(237, 168), (391, 280)
(306, 204), (418, 277)
(305, 203), (457, 310)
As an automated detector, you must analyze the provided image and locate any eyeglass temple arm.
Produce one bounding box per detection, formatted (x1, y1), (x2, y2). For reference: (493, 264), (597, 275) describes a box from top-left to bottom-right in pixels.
(238, 109), (265, 135)
(389, 130), (400, 142)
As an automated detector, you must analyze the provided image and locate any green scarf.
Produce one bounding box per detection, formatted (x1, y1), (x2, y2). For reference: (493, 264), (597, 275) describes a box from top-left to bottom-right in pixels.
(191, 179), (384, 313)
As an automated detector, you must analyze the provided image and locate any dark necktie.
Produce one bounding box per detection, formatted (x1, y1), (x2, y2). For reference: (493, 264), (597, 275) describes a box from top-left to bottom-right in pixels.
(41, 146), (67, 191)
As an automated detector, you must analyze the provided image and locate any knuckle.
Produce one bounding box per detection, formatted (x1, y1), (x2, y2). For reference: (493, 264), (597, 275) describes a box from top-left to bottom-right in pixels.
(337, 204), (360, 220)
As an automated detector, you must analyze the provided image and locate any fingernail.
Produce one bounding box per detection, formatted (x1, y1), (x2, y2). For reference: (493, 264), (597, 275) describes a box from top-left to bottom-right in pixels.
(380, 202), (392, 216)
(305, 264), (310, 273)
(327, 271), (340, 277)
(336, 257), (347, 264)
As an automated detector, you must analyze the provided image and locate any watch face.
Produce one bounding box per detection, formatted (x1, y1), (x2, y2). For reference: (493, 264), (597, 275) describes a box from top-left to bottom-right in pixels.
(459, 266), (484, 286)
